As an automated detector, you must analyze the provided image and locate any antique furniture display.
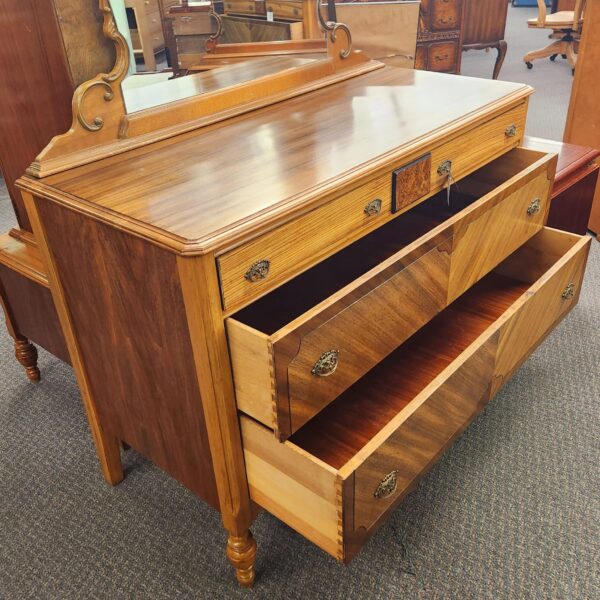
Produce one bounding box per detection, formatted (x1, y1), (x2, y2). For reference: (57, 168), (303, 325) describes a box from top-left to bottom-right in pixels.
(523, 137), (599, 235)
(333, 1), (420, 68)
(415, 0), (465, 73)
(0, 0), (112, 380)
(564, 0), (600, 236)
(462, 0), (509, 79)
(523, 0), (585, 72)
(11, 0), (592, 588)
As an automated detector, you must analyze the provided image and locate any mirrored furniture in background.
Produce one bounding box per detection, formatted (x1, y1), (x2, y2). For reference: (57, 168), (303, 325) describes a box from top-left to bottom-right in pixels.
(1, 0), (594, 589)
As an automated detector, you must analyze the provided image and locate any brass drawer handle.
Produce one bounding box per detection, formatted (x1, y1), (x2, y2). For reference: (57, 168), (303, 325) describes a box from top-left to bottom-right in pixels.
(374, 470), (399, 499)
(311, 349), (339, 377)
(505, 124), (517, 138)
(527, 198), (541, 215)
(437, 159), (452, 177)
(562, 282), (575, 300)
(181, 16), (192, 22)
(244, 259), (270, 282)
(364, 199), (382, 216)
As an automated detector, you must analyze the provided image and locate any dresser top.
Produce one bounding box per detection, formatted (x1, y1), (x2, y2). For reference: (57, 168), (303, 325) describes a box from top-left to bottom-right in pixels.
(21, 67), (532, 255)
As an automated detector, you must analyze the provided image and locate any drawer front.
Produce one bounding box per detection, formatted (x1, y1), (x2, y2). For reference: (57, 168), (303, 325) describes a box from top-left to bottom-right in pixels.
(266, 0), (303, 20)
(218, 172), (394, 311)
(415, 44), (428, 70)
(491, 229), (590, 395)
(447, 157), (554, 302)
(431, 0), (462, 31)
(430, 102), (527, 193)
(428, 41), (458, 72)
(283, 238), (452, 435)
(172, 13), (214, 36)
(352, 337), (496, 531)
(219, 104), (525, 313)
(224, 0), (265, 15)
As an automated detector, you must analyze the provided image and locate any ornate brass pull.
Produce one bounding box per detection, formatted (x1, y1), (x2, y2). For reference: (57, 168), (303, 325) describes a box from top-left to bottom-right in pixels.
(374, 470), (399, 499)
(311, 350), (339, 377)
(505, 124), (517, 138)
(364, 199), (382, 216)
(562, 282), (575, 300)
(244, 259), (270, 282)
(527, 198), (541, 215)
(437, 160), (452, 177)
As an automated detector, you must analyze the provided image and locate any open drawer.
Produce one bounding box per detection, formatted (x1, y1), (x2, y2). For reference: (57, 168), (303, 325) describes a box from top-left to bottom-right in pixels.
(240, 227), (590, 561)
(228, 147), (557, 439)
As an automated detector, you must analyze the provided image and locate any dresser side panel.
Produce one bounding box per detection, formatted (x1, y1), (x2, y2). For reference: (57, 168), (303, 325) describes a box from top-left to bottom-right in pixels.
(35, 199), (219, 508)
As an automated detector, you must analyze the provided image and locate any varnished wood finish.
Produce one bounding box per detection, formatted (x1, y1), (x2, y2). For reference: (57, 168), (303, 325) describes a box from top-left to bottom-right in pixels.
(13, 336), (40, 382)
(523, 136), (600, 235)
(0, 0), (75, 229)
(0, 264), (69, 364)
(20, 69), (531, 258)
(563, 0), (600, 235)
(241, 227), (590, 561)
(221, 15), (304, 43)
(462, 0), (509, 79)
(227, 147), (555, 437)
(23, 192), (124, 487)
(176, 253), (255, 580)
(217, 99), (528, 311)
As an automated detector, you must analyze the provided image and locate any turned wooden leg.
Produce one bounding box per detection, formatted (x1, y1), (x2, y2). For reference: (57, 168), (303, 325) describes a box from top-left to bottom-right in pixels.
(14, 336), (40, 382)
(565, 42), (578, 71)
(493, 40), (508, 80)
(227, 531), (257, 587)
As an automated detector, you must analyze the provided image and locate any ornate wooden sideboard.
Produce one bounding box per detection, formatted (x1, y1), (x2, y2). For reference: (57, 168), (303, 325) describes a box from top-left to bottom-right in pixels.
(415, 0), (464, 73)
(8, 0), (591, 588)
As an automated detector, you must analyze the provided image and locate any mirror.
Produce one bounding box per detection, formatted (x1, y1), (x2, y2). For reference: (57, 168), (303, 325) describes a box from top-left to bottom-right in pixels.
(110, 0), (331, 113)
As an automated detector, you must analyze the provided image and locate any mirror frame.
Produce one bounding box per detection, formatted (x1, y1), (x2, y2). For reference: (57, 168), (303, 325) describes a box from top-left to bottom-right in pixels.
(28, 0), (382, 178)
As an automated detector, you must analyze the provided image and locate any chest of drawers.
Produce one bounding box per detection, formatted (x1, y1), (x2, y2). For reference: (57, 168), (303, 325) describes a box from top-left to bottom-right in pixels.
(17, 66), (590, 587)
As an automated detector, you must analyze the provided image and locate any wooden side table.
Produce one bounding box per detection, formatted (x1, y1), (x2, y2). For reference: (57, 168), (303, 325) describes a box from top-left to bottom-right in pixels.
(523, 136), (600, 235)
(462, 0), (509, 80)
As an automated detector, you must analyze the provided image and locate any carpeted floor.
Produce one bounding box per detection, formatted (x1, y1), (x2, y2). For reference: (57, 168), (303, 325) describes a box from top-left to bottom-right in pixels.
(1, 5), (599, 599)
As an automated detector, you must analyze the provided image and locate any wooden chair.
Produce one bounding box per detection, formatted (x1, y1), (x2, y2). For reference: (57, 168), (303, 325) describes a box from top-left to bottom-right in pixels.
(523, 0), (585, 73)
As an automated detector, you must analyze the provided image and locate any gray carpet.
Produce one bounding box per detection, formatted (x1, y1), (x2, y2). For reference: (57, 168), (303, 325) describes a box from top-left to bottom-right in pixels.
(1, 5), (599, 599)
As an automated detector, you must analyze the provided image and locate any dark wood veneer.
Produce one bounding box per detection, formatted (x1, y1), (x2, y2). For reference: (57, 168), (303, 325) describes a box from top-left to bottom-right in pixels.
(35, 199), (219, 508)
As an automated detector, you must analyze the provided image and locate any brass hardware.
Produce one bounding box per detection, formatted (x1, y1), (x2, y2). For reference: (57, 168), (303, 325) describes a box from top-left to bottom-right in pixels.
(374, 470), (399, 499)
(244, 260), (270, 282)
(181, 15), (192, 22)
(562, 282), (575, 300)
(527, 198), (541, 215)
(311, 350), (339, 377)
(437, 160), (452, 177)
(364, 199), (382, 216)
(505, 124), (517, 138)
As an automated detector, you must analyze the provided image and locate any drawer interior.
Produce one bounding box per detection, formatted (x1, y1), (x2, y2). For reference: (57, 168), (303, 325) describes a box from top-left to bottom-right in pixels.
(231, 147), (548, 335)
(287, 227), (581, 467)
(241, 227), (588, 560)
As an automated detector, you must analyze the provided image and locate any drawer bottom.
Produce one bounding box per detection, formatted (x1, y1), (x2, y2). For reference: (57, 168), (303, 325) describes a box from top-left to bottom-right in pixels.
(241, 227), (590, 561)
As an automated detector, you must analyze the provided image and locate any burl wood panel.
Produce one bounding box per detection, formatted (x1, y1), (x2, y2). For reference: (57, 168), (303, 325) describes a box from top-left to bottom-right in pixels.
(35, 200), (219, 508)
(52, 0), (115, 86)
(0, 265), (69, 363)
(284, 239), (452, 435)
(352, 337), (496, 532)
(392, 154), (431, 213)
(0, 0), (74, 230)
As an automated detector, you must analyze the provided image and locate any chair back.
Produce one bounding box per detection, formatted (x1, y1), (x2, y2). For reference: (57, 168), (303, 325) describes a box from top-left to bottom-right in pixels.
(535, 0), (548, 27)
(572, 0), (586, 31)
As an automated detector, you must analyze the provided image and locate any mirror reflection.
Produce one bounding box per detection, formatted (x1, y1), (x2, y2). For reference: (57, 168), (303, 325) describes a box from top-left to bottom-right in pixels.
(110, 0), (330, 113)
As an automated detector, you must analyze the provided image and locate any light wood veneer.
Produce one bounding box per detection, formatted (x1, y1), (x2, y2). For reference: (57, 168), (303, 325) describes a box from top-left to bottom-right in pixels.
(241, 227), (590, 561)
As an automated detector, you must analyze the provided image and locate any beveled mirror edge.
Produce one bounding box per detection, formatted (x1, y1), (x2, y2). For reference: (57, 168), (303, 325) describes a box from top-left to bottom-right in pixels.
(27, 0), (382, 179)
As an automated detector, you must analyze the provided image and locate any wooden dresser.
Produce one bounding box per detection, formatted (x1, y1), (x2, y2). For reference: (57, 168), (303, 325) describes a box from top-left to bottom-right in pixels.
(13, 1), (591, 588)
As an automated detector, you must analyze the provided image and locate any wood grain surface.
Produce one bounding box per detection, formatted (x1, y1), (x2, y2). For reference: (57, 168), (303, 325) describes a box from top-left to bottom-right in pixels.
(21, 68), (532, 255)
(34, 198), (219, 507)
